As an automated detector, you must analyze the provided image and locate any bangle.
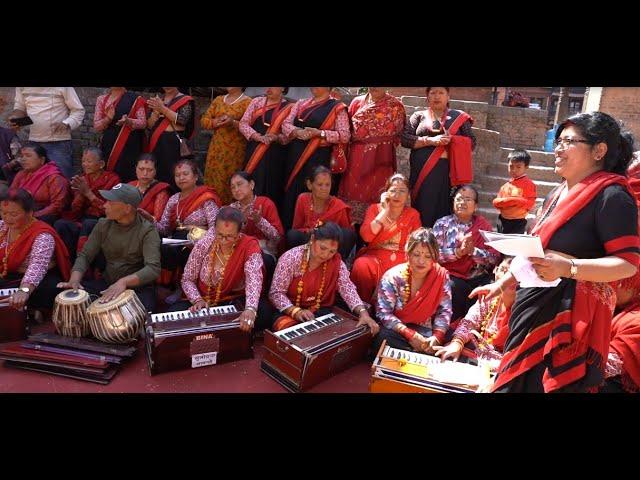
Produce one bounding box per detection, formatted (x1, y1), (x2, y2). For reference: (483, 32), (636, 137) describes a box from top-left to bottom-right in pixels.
(354, 305), (367, 315)
(290, 307), (302, 318)
(451, 337), (466, 350)
(245, 306), (257, 317)
(569, 259), (578, 279)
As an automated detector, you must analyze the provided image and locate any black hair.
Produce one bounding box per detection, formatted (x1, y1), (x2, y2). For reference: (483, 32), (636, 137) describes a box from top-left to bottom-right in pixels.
(405, 227), (439, 263)
(311, 221), (342, 244)
(426, 87), (451, 94)
(215, 206), (245, 231)
(283, 87), (289, 95)
(21, 142), (48, 161)
(229, 171), (253, 184)
(241, 87), (247, 92)
(557, 111), (635, 175)
(1, 188), (35, 213)
(137, 153), (157, 168)
(451, 184), (479, 203)
(174, 159), (204, 185)
(306, 165), (332, 183)
(507, 149), (531, 167)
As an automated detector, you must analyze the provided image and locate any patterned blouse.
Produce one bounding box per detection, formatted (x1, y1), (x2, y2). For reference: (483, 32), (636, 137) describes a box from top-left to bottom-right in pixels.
(376, 263), (452, 335)
(605, 351), (624, 378)
(156, 192), (219, 237)
(93, 93), (146, 131)
(281, 99), (351, 144)
(238, 96), (289, 144)
(0, 221), (54, 287)
(269, 245), (363, 312)
(401, 109), (477, 149)
(181, 230), (263, 311)
(432, 214), (501, 278)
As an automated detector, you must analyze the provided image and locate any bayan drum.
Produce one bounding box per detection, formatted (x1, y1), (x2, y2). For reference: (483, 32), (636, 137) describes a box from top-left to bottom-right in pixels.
(52, 289), (91, 337)
(87, 290), (147, 344)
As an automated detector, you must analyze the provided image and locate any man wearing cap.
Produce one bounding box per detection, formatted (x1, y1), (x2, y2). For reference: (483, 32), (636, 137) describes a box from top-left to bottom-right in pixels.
(57, 183), (161, 312)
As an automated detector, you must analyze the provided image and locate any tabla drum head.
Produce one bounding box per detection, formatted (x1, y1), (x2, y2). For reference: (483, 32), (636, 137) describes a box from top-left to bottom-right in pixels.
(87, 289), (135, 312)
(55, 288), (90, 305)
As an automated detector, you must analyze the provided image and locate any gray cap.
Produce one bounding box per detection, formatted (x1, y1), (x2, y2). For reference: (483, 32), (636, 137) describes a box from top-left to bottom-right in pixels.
(99, 183), (142, 208)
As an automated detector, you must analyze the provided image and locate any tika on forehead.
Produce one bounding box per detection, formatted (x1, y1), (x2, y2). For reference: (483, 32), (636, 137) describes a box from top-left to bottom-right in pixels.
(223, 221), (231, 228)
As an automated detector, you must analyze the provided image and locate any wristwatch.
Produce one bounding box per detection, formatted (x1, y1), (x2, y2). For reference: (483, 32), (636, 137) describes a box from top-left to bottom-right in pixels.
(569, 259), (578, 279)
(18, 287), (30, 294)
(320, 130), (326, 139)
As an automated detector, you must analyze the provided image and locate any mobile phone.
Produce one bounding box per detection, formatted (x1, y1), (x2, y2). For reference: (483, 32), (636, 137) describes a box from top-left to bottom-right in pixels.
(9, 116), (33, 127)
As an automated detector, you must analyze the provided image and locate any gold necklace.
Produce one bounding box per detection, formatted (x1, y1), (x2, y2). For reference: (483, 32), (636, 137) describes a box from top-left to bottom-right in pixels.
(479, 297), (501, 344)
(0, 218), (35, 278)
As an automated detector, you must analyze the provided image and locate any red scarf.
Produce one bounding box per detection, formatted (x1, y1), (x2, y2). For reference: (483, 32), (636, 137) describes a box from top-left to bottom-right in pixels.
(395, 263), (448, 324)
(411, 110), (473, 198)
(286, 251), (342, 309)
(146, 94), (194, 153)
(14, 162), (62, 196)
(0, 220), (71, 280)
(196, 235), (262, 302)
(240, 196), (284, 240)
(293, 193), (351, 230)
(169, 186), (221, 231)
(610, 302), (640, 391)
(442, 215), (494, 279)
(135, 181), (171, 213)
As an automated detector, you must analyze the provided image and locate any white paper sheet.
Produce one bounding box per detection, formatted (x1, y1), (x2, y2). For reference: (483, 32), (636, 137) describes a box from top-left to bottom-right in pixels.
(162, 238), (193, 246)
(480, 230), (545, 258)
(510, 255), (561, 288)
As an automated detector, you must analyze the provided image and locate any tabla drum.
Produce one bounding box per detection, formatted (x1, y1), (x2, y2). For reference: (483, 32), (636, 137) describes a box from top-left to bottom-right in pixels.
(86, 290), (147, 344)
(52, 289), (91, 337)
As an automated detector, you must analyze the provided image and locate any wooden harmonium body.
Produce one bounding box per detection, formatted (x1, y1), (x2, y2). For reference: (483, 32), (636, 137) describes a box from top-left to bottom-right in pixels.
(145, 304), (252, 375)
(0, 332), (136, 384)
(0, 288), (29, 343)
(369, 341), (492, 393)
(261, 307), (372, 392)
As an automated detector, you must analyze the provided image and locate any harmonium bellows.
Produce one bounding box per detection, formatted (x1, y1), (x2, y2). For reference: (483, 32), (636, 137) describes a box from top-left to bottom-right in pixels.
(369, 340), (493, 393)
(261, 307), (372, 392)
(145, 304), (253, 375)
(0, 288), (29, 343)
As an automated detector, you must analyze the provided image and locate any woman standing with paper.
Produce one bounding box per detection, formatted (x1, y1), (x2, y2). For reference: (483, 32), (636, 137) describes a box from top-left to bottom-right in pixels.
(470, 112), (640, 393)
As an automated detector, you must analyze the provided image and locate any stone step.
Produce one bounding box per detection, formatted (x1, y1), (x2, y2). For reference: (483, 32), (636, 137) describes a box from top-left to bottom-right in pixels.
(479, 175), (560, 198)
(486, 163), (559, 183)
(499, 147), (556, 168)
(476, 207), (536, 232)
(477, 190), (545, 207)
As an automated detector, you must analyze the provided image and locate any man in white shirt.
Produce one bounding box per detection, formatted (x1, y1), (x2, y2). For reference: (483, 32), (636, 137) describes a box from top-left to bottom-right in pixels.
(10, 87), (85, 179)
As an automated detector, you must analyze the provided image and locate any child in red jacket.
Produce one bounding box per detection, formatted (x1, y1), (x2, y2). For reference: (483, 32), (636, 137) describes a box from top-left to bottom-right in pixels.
(492, 149), (537, 234)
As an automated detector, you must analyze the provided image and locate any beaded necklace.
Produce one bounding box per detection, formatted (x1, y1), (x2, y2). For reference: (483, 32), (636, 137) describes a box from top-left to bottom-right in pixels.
(401, 263), (412, 305)
(478, 297), (501, 344)
(204, 240), (237, 306)
(295, 244), (327, 312)
(0, 218), (36, 279)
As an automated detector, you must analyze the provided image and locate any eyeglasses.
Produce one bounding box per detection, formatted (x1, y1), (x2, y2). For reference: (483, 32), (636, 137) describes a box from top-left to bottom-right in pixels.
(553, 137), (591, 149)
(454, 196), (476, 203)
(388, 188), (408, 195)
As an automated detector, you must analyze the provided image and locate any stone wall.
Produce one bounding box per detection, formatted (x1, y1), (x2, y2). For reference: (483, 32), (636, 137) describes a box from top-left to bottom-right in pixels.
(387, 87), (494, 103)
(596, 87), (640, 149)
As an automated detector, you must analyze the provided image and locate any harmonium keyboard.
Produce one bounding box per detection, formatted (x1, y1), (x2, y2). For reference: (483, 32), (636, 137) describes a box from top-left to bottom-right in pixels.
(369, 341), (493, 393)
(0, 288), (29, 343)
(144, 304), (252, 375)
(261, 307), (372, 392)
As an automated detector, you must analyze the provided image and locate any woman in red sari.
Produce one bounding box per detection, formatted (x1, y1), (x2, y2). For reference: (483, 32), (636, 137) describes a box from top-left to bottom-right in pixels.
(10, 143), (70, 226)
(228, 171), (284, 282)
(129, 154), (170, 222)
(239, 87), (292, 210)
(175, 206), (273, 331)
(471, 112), (640, 393)
(269, 221), (378, 334)
(0, 188), (71, 311)
(287, 166), (355, 260)
(338, 87), (406, 225)
(146, 87), (195, 187)
(401, 87), (476, 228)
(350, 173), (421, 304)
(372, 228), (451, 354)
(155, 160), (221, 290)
(93, 87), (146, 183)
(280, 87), (350, 229)
(601, 272), (640, 392)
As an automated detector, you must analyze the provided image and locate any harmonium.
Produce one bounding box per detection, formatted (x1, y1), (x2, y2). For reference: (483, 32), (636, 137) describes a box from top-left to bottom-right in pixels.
(369, 340), (493, 393)
(0, 288), (29, 343)
(261, 307), (372, 392)
(145, 304), (252, 375)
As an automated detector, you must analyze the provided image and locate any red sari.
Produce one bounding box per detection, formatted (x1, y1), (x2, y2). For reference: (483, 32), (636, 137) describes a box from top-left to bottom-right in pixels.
(350, 204), (421, 303)
(11, 163), (69, 219)
(292, 193), (352, 231)
(240, 196), (284, 241)
(0, 220), (71, 281)
(395, 262), (448, 324)
(609, 301), (640, 392)
(169, 186), (221, 231)
(131, 180), (171, 222)
(64, 170), (121, 221)
(338, 93), (406, 223)
(196, 234), (262, 303)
